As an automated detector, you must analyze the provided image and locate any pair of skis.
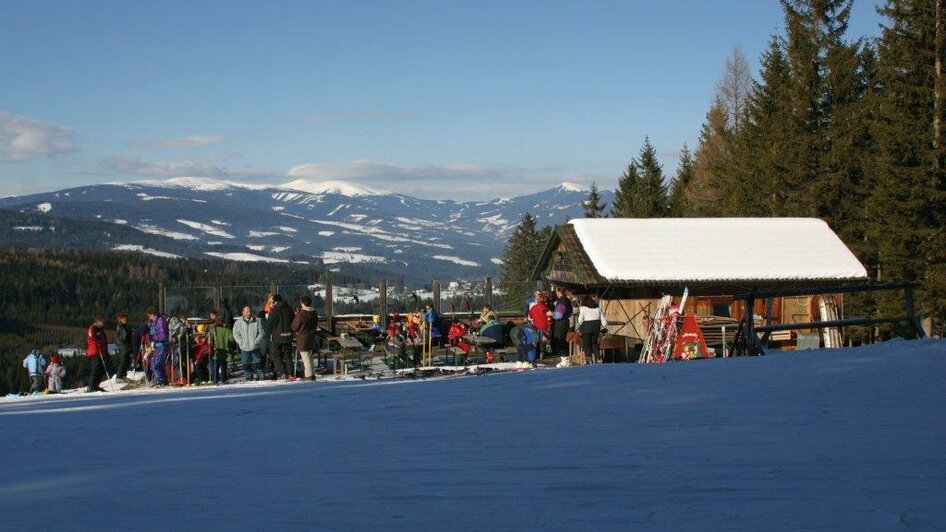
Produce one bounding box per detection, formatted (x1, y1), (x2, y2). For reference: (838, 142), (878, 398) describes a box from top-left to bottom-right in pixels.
(641, 288), (688, 363)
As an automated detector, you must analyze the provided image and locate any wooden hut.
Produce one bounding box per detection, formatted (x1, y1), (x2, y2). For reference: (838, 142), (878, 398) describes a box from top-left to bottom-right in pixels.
(530, 218), (869, 354)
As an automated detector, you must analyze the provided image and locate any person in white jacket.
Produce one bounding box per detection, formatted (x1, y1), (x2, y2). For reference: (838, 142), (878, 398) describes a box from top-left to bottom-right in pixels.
(575, 295), (608, 364)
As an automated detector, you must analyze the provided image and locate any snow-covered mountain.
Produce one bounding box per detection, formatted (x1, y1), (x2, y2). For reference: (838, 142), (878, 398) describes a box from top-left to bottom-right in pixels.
(0, 178), (613, 280)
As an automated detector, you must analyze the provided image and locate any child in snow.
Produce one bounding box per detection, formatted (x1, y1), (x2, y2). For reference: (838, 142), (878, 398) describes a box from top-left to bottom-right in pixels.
(45, 354), (66, 393)
(22, 349), (48, 395)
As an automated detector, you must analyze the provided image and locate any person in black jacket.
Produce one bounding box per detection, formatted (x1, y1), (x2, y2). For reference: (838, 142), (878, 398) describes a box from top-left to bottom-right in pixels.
(114, 313), (133, 382)
(267, 293), (295, 380)
(220, 298), (235, 329)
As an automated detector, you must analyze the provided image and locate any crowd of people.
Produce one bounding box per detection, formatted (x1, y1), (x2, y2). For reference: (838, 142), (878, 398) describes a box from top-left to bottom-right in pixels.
(20, 284), (610, 394)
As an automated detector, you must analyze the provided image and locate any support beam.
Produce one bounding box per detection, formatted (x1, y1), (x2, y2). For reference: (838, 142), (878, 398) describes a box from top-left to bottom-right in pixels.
(485, 276), (493, 308)
(325, 273), (334, 335)
(158, 282), (166, 315)
(432, 278), (441, 315)
(379, 279), (388, 322)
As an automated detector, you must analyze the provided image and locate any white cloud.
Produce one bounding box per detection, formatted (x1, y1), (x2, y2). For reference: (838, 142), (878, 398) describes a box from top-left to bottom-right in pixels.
(99, 154), (276, 180)
(0, 111), (77, 163)
(126, 134), (224, 149)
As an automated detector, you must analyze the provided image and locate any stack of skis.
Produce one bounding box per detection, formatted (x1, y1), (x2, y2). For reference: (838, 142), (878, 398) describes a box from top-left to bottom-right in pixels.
(640, 288), (688, 363)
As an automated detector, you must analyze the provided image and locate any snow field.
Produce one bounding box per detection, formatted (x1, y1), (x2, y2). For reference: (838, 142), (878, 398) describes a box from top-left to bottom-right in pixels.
(0, 339), (943, 531)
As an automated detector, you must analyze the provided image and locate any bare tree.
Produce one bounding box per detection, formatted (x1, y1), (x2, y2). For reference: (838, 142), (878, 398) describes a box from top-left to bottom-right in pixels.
(715, 45), (754, 131)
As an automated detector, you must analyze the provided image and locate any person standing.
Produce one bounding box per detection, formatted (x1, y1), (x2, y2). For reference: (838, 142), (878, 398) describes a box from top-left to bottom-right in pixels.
(267, 294), (295, 380)
(146, 307), (170, 387)
(114, 313), (133, 382)
(291, 295), (319, 381)
(85, 315), (110, 392)
(233, 306), (265, 382)
(45, 354), (66, 393)
(220, 298), (235, 329)
(210, 315), (237, 384)
(550, 286), (573, 359)
(575, 295), (608, 364)
(22, 349), (47, 395)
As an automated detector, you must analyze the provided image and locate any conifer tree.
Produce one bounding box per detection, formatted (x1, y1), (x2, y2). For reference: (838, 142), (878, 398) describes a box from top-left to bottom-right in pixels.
(870, 0), (946, 334)
(689, 100), (731, 215)
(668, 144), (695, 216)
(611, 160), (643, 217)
(612, 138), (669, 217)
(498, 213), (551, 310)
(582, 181), (607, 218)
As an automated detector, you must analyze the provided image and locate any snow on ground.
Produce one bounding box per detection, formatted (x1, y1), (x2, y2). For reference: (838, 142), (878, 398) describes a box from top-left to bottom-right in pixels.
(176, 219), (235, 239)
(204, 251), (288, 263)
(432, 254), (480, 267)
(320, 251), (387, 264)
(1, 339), (944, 531)
(135, 224), (198, 240)
(247, 230), (279, 237)
(112, 244), (181, 259)
(36, 202), (52, 212)
(12, 226), (43, 231)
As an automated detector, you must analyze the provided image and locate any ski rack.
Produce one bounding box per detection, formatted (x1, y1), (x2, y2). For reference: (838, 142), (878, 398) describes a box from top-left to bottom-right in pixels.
(732, 282), (925, 356)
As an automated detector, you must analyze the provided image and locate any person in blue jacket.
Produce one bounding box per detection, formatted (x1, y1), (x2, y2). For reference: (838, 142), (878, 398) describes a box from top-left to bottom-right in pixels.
(22, 349), (48, 395)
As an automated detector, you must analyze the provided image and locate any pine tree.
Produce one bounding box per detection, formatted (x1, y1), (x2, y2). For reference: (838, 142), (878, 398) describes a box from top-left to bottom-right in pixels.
(870, 0), (946, 335)
(668, 143), (695, 216)
(689, 100), (731, 215)
(498, 213), (550, 310)
(611, 137), (669, 217)
(611, 160), (643, 217)
(582, 181), (607, 218)
(726, 35), (794, 217)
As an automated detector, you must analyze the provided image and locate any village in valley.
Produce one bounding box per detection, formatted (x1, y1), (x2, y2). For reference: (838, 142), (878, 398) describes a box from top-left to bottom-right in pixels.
(0, 1), (944, 531)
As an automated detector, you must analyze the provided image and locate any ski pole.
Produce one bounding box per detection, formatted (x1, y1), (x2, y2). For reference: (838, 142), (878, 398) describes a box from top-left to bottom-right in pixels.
(99, 351), (112, 383)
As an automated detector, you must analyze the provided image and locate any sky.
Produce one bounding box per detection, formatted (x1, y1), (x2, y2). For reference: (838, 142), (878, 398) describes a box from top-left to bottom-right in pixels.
(0, 0), (885, 200)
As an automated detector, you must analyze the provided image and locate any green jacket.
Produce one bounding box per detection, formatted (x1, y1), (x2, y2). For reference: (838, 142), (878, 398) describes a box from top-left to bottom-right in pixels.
(211, 325), (238, 361)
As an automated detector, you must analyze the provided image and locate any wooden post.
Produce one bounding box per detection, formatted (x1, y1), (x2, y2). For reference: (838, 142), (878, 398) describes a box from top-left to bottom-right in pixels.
(485, 276), (493, 308)
(325, 273), (334, 335)
(270, 281), (278, 296)
(379, 279), (388, 322)
(432, 278), (441, 315)
(158, 282), (166, 314)
(746, 296), (759, 355)
(904, 285), (926, 338)
(213, 283), (221, 312)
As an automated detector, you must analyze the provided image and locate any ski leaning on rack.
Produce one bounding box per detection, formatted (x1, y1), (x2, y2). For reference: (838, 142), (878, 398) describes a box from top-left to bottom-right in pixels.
(640, 287), (688, 363)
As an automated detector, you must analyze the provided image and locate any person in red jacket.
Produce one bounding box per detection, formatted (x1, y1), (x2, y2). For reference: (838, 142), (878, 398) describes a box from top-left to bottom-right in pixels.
(85, 315), (110, 392)
(527, 292), (551, 358)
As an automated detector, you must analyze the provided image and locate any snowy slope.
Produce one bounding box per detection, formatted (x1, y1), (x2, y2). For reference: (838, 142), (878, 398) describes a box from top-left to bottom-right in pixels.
(1, 338), (944, 531)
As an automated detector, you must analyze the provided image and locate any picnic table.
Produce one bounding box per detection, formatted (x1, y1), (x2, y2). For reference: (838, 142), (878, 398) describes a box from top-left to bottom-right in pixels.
(328, 336), (368, 375)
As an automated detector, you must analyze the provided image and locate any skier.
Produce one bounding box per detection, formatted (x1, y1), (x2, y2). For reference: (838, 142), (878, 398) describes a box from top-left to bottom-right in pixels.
(85, 315), (110, 393)
(45, 354), (66, 393)
(22, 349), (47, 395)
(145, 307), (170, 387)
(233, 306), (265, 382)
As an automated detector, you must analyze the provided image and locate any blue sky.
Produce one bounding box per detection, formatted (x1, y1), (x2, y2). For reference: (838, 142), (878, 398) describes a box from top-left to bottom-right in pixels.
(0, 0), (884, 199)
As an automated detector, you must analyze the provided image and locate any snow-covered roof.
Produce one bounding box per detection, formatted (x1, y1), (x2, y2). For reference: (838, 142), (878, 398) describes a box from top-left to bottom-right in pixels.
(567, 218), (868, 284)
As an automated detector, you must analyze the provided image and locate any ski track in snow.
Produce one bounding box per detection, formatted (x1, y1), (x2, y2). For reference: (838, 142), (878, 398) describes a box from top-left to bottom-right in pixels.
(0, 339), (944, 531)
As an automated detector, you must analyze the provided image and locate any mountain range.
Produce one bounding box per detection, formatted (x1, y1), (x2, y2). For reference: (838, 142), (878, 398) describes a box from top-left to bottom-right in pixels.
(0, 177), (612, 282)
